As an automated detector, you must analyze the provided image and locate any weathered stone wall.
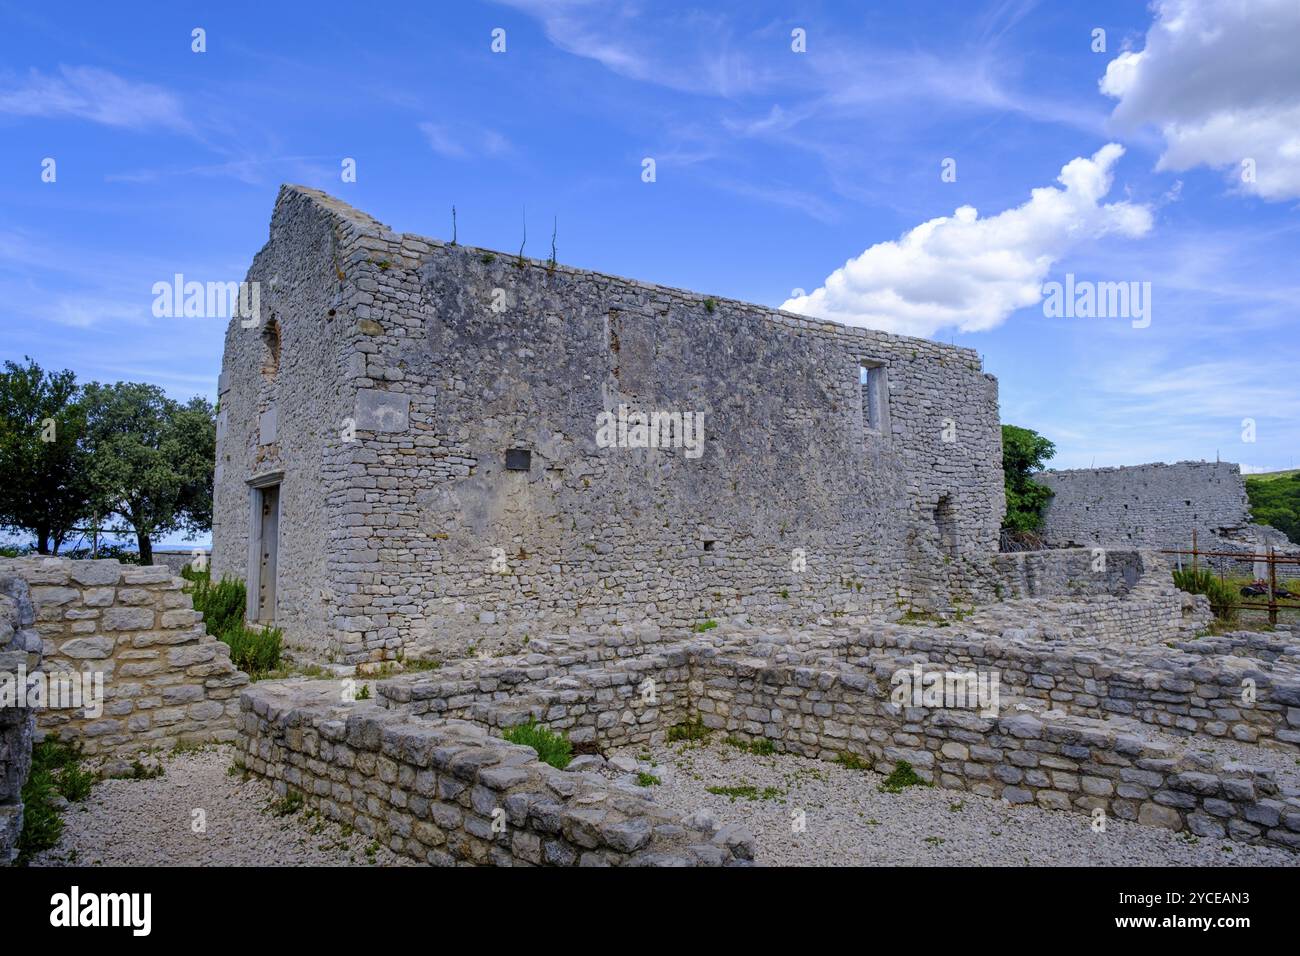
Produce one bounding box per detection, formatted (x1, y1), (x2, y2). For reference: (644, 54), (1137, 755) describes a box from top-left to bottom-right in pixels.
(214, 186), (1006, 665)
(0, 574), (40, 864)
(975, 548), (1211, 645)
(0, 558), (248, 765)
(843, 626), (1300, 750)
(237, 680), (752, 866)
(1035, 462), (1298, 572)
(211, 189), (366, 657)
(702, 659), (1299, 848)
(238, 616), (1300, 859)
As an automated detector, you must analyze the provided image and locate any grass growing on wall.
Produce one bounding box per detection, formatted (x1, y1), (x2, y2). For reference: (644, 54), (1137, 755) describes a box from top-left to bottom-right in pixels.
(181, 566), (283, 677)
(501, 720), (572, 769)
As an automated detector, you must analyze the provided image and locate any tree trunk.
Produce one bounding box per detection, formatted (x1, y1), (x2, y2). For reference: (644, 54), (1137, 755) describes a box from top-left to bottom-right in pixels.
(136, 532), (153, 565)
(36, 525), (50, 554)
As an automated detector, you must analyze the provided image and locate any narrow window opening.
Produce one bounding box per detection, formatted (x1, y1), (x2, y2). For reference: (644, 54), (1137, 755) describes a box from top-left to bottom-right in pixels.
(934, 494), (958, 558)
(505, 448), (531, 471)
(702, 539), (716, 552)
(859, 361), (886, 435)
(261, 318), (281, 380)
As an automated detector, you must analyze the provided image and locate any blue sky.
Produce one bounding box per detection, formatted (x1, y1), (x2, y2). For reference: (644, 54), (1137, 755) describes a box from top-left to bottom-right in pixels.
(2, 0), (1298, 548)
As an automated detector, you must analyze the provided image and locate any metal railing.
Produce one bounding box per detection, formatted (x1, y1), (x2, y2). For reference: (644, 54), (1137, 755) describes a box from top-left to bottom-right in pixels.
(1160, 529), (1300, 626)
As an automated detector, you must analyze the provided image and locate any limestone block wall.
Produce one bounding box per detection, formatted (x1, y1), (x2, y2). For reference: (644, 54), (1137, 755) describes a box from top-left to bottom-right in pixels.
(975, 549), (1210, 645)
(237, 681), (751, 866)
(843, 626), (1300, 750)
(691, 645), (1300, 850)
(0, 558), (249, 762)
(242, 623), (1300, 856)
(211, 188), (372, 657)
(214, 186), (1006, 665)
(1035, 462), (1298, 573)
(0, 574), (40, 864)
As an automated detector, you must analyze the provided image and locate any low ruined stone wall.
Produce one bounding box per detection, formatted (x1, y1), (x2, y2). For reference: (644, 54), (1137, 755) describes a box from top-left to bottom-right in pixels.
(0, 574), (40, 864)
(379, 641), (693, 752)
(981, 549), (1210, 645)
(239, 617), (1300, 861)
(0, 557), (249, 765)
(237, 681), (751, 866)
(844, 626), (1300, 751)
(691, 645), (1300, 850)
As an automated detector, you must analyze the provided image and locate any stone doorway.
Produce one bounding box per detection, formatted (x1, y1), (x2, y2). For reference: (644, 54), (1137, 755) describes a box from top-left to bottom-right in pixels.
(247, 475), (282, 624)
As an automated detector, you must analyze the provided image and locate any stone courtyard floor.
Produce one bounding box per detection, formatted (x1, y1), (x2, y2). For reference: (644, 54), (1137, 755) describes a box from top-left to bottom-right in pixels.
(26, 739), (1300, 867)
(603, 738), (1300, 867)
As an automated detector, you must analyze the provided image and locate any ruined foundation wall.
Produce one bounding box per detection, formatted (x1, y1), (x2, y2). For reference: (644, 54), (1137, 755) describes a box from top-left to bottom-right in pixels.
(236, 681), (751, 866)
(214, 186), (1005, 665)
(0, 558), (248, 764)
(0, 575), (40, 864)
(974, 549), (1211, 645)
(239, 618), (1300, 860)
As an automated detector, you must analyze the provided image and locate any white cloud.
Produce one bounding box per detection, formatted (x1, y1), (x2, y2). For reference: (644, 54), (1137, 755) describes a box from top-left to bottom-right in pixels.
(1100, 0), (1300, 201)
(418, 122), (511, 160)
(0, 65), (186, 130)
(780, 144), (1152, 337)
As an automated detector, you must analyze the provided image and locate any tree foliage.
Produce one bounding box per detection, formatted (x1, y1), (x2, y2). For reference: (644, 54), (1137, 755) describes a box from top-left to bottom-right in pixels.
(1001, 424), (1056, 534)
(1245, 472), (1300, 545)
(0, 358), (93, 553)
(80, 382), (215, 564)
(0, 360), (215, 560)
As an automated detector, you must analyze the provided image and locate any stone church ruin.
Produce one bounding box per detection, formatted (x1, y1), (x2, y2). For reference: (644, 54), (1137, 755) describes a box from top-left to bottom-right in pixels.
(211, 186), (1006, 665)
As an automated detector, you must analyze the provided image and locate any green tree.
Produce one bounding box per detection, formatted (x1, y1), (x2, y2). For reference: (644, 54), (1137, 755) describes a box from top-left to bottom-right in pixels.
(1001, 424), (1056, 535)
(0, 358), (93, 553)
(1245, 472), (1300, 544)
(81, 382), (216, 564)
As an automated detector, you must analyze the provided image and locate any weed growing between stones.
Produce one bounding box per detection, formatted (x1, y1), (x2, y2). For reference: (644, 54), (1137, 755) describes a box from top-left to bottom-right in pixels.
(878, 760), (931, 793)
(636, 771), (661, 787)
(834, 752), (872, 771)
(224, 623), (284, 677)
(1171, 568), (1239, 623)
(502, 719), (572, 769)
(270, 790), (305, 817)
(117, 758), (165, 781)
(693, 619), (719, 632)
(706, 784), (784, 802)
(725, 735), (776, 756)
(666, 717), (710, 743)
(16, 740), (95, 864)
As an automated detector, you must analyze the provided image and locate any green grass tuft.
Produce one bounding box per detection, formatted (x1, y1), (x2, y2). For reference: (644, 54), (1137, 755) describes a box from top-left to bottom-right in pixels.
(878, 760), (930, 793)
(666, 717), (710, 743)
(502, 720), (572, 769)
(834, 752), (872, 771)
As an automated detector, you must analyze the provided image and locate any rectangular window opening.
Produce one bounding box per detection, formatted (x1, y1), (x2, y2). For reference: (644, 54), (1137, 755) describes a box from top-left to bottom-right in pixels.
(505, 448), (531, 471)
(860, 361), (887, 435)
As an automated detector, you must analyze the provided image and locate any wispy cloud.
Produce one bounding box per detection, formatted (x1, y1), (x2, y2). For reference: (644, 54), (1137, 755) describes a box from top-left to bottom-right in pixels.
(418, 121), (512, 160)
(0, 65), (187, 131)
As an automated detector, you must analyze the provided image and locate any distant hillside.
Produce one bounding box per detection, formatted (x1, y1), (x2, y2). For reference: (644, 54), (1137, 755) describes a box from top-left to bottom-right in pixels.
(1245, 470), (1300, 544)
(1247, 468), (1300, 482)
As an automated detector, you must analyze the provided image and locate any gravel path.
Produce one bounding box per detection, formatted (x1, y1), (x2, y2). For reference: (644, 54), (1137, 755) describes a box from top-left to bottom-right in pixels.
(609, 739), (1300, 867)
(30, 746), (414, 867)
(27, 739), (1300, 867)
